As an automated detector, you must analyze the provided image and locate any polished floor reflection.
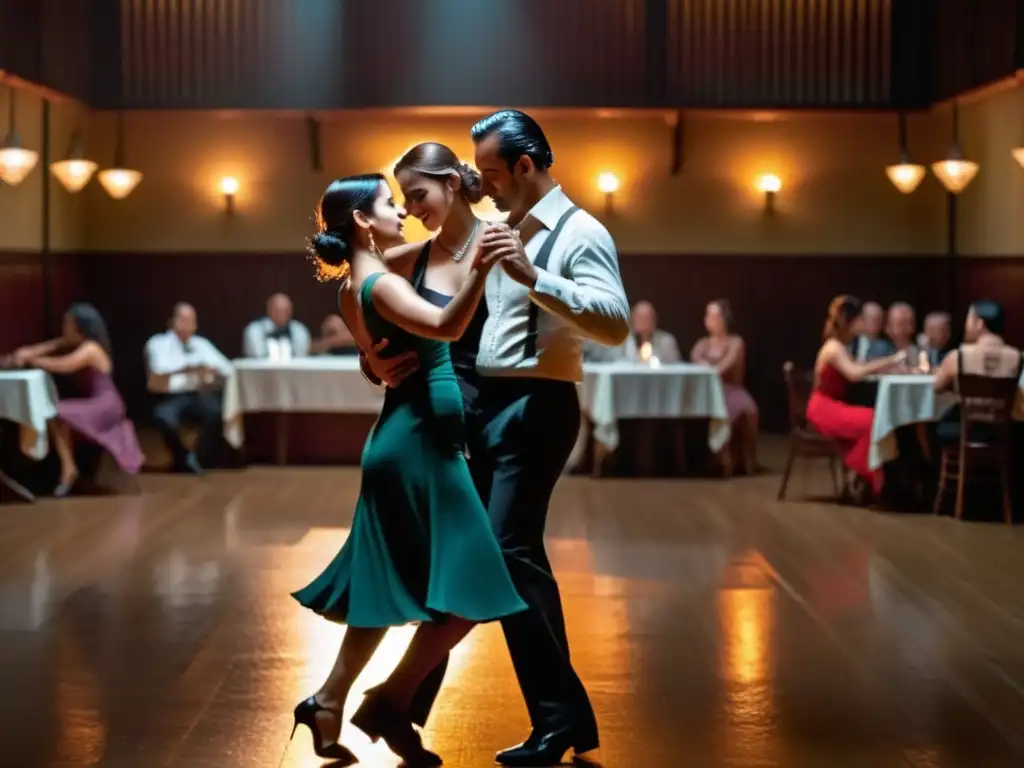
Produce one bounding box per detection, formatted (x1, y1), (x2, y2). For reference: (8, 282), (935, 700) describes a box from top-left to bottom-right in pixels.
(4, 446), (1024, 767)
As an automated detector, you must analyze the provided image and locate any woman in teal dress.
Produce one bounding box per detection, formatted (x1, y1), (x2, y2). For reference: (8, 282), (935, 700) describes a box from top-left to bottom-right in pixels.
(290, 173), (526, 766)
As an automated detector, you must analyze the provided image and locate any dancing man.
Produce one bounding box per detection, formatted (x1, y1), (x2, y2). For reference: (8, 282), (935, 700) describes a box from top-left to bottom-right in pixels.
(366, 110), (629, 767)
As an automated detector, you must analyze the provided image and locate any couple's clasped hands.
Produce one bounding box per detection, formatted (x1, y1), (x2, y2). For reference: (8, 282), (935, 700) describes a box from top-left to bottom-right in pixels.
(367, 223), (537, 388)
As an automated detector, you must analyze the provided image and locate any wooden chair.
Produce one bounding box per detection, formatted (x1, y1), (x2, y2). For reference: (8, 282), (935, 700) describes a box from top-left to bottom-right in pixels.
(934, 373), (1018, 523)
(778, 361), (843, 502)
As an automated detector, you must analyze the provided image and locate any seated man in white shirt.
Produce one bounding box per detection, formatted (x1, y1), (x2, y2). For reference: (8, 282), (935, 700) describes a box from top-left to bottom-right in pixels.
(242, 293), (311, 360)
(610, 300), (681, 363)
(145, 303), (233, 474)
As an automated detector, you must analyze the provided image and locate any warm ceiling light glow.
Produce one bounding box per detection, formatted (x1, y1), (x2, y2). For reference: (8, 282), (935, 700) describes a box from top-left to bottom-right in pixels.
(755, 174), (782, 193)
(930, 158), (978, 194)
(1013, 147), (1024, 170)
(219, 176), (239, 196)
(0, 144), (39, 186)
(97, 168), (143, 200)
(885, 163), (926, 194)
(50, 158), (98, 193)
(597, 172), (620, 194)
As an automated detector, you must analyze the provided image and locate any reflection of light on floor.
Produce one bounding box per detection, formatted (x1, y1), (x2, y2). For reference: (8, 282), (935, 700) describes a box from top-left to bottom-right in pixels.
(295, 619), (479, 766)
(716, 554), (777, 764)
(54, 623), (106, 766)
(719, 587), (773, 685)
(291, 549), (478, 765)
(286, 532), (626, 765)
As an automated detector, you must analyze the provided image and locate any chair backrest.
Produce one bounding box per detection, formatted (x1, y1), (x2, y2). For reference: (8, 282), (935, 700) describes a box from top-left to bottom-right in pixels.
(956, 374), (1020, 427)
(782, 361), (814, 430)
(955, 345), (1022, 428)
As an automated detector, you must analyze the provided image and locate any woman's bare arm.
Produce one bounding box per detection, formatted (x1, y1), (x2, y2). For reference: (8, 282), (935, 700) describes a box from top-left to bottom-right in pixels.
(29, 341), (106, 375)
(370, 267), (490, 343)
(821, 339), (905, 382)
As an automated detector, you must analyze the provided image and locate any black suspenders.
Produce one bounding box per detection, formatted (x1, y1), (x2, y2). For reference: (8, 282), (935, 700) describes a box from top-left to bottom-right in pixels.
(523, 206), (579, 360)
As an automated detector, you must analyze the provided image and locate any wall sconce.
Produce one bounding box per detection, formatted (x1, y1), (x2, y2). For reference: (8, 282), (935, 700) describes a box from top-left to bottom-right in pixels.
(597, 172), (620, 215)
(755, 174), (781, 213)
(220, 176), (239, 213)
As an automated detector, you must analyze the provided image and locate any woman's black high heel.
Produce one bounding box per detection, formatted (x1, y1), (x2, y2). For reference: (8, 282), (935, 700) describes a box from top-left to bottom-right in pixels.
(351, 688), (442, 767)
(291, 696), (359, 765)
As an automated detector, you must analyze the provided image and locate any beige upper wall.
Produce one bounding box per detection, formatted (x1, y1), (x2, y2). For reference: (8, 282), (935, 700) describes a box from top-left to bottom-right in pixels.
(0, 84), (87, 252)
(2, 91), (1018, 256)
(956, 84), (1024, 255)
(76, 109), (951, 255)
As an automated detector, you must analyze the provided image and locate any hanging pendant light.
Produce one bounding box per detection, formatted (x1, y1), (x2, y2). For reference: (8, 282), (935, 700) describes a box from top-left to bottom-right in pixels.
(97, 111), (142, 199)
(885, 111), (926, 194)
(50, 130), (97, 193)
(887, 161), (927, 193)
(931, 102), (978, 194)
(0, 87), (39, 186)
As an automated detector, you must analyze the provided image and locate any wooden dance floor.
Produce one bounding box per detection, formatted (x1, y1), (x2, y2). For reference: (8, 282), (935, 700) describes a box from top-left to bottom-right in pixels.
(4, 443), (1024, 767)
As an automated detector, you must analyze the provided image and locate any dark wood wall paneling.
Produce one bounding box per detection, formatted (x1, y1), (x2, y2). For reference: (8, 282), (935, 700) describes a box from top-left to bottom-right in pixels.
(110, 0), (648, 109)
(930, 0), (1022, 101)
(5, 251), (1022, 433)
(0, 0), (95, 102)
(665, 0), (893, 108)
(89, 0), (1018, 110)
(1, 0), (1018, 109)
(0, 253), (80, 352)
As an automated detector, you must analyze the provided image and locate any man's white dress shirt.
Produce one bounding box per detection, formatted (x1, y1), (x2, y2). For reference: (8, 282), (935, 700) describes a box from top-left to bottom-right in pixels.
(145, 331), (233, 393)
(476, 186), (630, 382)
(242, 318), (311, 360)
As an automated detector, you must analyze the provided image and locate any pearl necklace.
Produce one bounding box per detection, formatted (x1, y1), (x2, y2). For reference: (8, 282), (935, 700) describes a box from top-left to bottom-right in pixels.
(445, 220), (480, 263)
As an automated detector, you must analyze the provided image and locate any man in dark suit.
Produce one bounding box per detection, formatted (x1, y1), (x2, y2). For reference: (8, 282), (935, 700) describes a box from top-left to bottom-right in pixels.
(921, 311), (953, 368)
(850, 301), (894, 361)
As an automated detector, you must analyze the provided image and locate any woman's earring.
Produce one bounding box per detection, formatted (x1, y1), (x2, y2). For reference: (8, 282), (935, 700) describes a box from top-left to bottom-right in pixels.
(368, 230), (380, 256)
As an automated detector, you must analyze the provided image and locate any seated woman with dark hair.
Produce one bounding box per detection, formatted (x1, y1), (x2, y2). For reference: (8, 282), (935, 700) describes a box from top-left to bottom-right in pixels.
(8, 303), (144, 496)
(691, 299), (759, 473)
(807, 295), (906, 503)
(933, 300), (1022, 444)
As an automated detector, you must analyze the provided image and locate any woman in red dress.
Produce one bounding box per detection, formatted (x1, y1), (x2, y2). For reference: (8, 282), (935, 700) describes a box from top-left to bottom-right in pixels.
(807, 295), (906, 502)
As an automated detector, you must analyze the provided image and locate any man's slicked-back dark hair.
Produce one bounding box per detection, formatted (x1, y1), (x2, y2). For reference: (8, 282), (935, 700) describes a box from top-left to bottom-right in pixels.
(470, 109), (554, 172)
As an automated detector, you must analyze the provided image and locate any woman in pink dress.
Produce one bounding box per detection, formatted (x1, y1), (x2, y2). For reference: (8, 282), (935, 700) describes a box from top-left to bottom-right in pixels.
(691, 299), (760, 473)
(11, 303), (144, 496)
(807, 296), (906, 503)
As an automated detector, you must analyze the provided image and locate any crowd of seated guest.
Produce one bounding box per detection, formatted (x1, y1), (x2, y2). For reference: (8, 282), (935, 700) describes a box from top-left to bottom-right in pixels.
(2, 290), (1015, 502)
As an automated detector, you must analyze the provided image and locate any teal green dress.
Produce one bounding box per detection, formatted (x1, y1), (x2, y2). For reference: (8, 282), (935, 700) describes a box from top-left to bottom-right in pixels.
(292, 272), (527, 627)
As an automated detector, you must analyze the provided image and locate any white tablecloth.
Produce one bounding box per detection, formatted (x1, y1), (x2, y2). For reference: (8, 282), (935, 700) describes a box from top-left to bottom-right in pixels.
(0, 370), (59, 459)
(223, 358), (730, 455)
(869, 372), (1024, 469)
(222, 357), (384, 448)
(580, 362), (731, 452)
